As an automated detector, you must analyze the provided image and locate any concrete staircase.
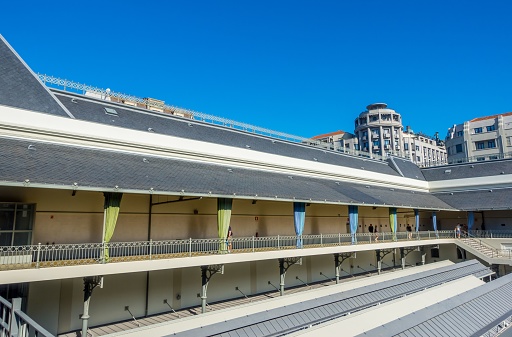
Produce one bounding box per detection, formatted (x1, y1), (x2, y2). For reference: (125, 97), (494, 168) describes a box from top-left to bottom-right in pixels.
(459, 238), (498, 258)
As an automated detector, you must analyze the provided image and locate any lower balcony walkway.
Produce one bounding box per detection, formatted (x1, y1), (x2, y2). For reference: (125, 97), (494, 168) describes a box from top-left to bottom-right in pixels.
(1, 231), (510, 284)
(1, 231), (455, 284)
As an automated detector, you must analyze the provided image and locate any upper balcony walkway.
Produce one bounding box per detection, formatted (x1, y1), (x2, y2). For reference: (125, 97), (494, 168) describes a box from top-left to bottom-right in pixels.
(0, 231), (510, 285)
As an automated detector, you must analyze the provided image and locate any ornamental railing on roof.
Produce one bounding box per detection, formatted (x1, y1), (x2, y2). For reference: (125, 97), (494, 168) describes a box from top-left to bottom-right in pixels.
(37, 74), (401, 162)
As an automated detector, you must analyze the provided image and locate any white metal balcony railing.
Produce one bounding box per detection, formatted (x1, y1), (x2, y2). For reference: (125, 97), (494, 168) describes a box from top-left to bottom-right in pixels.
(0, 231), (471, 271)
(0, 296), (53, 337)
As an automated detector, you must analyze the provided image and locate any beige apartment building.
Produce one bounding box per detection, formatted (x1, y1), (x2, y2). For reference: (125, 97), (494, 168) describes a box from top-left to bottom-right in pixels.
(313, 103), (447, 166)
(446, 112), (512, 163)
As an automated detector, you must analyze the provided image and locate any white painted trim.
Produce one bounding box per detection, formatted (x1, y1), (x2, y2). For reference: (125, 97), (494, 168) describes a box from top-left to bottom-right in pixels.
(429, 175), (512, 192)
(0, 105), (429, 191)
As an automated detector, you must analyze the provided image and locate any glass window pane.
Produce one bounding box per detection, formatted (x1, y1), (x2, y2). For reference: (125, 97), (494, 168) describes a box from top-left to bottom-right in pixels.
(15, 205), (34, 230)
(0, 204), (15, 231)
(13, 232), (31, 246)
(0, 232), (13, 246)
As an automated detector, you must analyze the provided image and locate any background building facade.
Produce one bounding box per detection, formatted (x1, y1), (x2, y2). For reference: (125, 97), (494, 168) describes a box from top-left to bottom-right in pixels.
(313, 103), (447, 166)
(446, 112), (512, 163)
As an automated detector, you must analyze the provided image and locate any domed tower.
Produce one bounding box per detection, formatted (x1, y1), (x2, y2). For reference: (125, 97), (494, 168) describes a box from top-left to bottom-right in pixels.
(354, 103), (403, 157)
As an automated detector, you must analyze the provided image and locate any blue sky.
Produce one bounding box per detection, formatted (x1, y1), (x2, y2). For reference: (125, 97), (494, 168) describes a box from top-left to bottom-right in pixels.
(1, 1), (511, 138)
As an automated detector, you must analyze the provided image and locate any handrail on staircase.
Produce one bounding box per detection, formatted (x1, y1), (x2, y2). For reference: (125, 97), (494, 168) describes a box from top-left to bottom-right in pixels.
(460, 232), (502, 259)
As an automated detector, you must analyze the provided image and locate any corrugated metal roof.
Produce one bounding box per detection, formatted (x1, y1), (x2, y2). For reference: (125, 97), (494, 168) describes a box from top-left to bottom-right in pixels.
(170, 261), (489, 337)
(359, 272), (512, 337)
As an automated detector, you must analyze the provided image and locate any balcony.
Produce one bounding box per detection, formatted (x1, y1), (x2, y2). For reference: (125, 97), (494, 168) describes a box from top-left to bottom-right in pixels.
(383, 134), (391, 138)
(0, 231), (458, 273)
(395, 146), (401, 150)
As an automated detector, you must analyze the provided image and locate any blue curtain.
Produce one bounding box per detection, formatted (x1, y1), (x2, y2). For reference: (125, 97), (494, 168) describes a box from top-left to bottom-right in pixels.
(389, 208), (397, 233)
(432, 212), (437, 231)
(467, 211), (474, 232)
(349, 205), (358, 244)
(293, 202), (306, 248)
(414, 209), (420, 232)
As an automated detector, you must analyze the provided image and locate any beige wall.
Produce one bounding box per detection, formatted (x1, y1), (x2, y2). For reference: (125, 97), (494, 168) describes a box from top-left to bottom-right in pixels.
(1, 186), (460, 245)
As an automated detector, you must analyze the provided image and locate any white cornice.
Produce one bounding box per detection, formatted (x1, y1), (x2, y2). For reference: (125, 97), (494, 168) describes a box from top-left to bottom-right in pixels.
(428, 175), (512, 193)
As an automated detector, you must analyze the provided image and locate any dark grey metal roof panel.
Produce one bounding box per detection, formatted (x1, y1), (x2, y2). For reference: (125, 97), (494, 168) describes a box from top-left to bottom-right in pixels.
(421, 160), (512, 181)
(433, 188), (512, 211)
(0, 35), (73, 118)
(358, 272), (512, 337)
(53, 91), (405, 177)
(170, 261), (489, 337)
(0, 136), (455, 209)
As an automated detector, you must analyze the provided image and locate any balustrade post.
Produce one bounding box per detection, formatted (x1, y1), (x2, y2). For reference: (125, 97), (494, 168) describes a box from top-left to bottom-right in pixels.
(102, 241), (106, 264)
(338, 233), (341, 245)
(189, 238), (192, 257)
(320, 233), (323, 246)
(9, 298), (21, 336)
(428, 231), (431, 239)
(277, 235), (280, 250)
(36, 243), (41, 269)
(252, 236), (255, 253)
(149, 239), (153, 260)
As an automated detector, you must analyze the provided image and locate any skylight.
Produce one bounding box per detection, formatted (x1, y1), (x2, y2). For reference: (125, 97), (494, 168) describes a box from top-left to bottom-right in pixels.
(104, 107), (118, 116)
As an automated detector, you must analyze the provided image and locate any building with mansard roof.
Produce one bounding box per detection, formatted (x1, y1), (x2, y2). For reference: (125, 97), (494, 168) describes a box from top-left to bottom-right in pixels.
(0, 34), (511, 337)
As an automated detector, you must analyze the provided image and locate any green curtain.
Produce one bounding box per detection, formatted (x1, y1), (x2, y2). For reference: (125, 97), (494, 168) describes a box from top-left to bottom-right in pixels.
(103, 192), (123, 262)
(217, 198), (232, 253)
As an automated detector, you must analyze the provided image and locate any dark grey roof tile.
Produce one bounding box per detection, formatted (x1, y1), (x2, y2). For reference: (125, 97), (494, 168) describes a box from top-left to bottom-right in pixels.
(0, 136), (454, 210)
(52, 91), (404, 177)
(0, 35), (72, 118)
(421, 160), (512, 181)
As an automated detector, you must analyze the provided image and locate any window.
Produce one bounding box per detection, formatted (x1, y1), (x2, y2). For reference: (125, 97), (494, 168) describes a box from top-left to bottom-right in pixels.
(507, 137), (512, 146)
(455, 144), (463, 153)
(415, 145), (420, 151)
(456, 131), (463, 137)
(404, 143), (409, 150)
(490, 155), (499, 160)
(0, 203), (35, 246)
(354, 144), (360, 150)
(384, 139), (390, 146)
(373, 140), (380, 146)
(487, 125), (496, 132)
(488, 139), (496, 148)
(474, 127), (483, 134)
(476, 156), (485, 161)
(431, 248), (440, 258)
(476, 142), (485, 150)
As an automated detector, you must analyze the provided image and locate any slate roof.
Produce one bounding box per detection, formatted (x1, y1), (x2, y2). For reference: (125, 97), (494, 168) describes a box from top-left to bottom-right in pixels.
(52, 91), (405, 178)
(433, 187), (512, 211)
(358, 272), (512, 337)
(388, 156), (426, 181)
(169, 261), (490, 337)
(0, 136), (454, 210)
(421, 159), (512, 181)
(0, 35), (73, 118)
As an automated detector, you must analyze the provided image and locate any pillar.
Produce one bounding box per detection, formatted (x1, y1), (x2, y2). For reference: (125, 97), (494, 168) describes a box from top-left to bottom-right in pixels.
(279, 258), (285, 296)
(376, 250), (382, 275)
